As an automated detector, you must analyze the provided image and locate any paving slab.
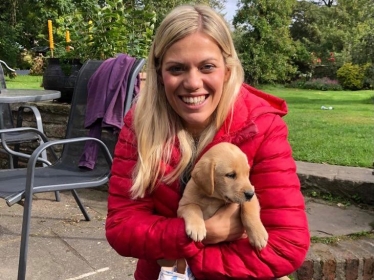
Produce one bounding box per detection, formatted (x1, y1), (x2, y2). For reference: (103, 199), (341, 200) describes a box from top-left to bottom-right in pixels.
(305, 197), (374, 237)
(0, 189), (137, 280)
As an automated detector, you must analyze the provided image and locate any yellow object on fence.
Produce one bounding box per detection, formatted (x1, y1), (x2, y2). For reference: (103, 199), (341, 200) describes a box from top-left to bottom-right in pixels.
(66, 30), (71, 51)
(48, 20), (54, 57)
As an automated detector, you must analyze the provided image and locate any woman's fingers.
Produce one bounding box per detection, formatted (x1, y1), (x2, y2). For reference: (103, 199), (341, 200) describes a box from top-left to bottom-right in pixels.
(203, 203), (245, 244)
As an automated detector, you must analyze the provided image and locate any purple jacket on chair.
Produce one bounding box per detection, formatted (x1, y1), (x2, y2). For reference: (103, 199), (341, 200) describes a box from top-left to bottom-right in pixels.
(79, 54), (139, 169)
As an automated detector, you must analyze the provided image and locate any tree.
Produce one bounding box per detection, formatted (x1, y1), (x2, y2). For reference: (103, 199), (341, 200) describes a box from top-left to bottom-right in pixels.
(313, 0), (336, 7)
(290, 0), (374, 66)
(320, 0), (334, 7)
(233, 0), (297, 85)
(143, 0), (226, 30)
(290, 1), (347, 60)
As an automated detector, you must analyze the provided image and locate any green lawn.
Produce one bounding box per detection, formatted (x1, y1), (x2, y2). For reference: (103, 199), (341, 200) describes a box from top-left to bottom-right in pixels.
(5, 75), (374, 168)
(5, 74), (43, 89)
(259, 85), (374, 168)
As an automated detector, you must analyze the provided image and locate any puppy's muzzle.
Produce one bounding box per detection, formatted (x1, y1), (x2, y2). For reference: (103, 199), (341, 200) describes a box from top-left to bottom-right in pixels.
(244, 191), (254, 201)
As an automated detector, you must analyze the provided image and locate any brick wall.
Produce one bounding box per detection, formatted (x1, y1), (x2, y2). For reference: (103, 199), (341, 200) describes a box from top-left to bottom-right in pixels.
(295, 239), (374, 280)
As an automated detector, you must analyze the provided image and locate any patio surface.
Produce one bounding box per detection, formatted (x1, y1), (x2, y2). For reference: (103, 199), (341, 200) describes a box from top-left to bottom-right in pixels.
(0, 161), (374, 280)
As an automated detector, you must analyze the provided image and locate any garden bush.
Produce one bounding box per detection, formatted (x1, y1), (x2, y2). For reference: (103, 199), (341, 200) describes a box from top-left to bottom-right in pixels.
(336, 63), (369, 90)
(304, 77), (343, 91)
(29, 54), (45, 75)
(286, 77), (343, 91)
(363, 63), (374, 89)
(286, 79), (307, 89)
(17, 49), (33, 69)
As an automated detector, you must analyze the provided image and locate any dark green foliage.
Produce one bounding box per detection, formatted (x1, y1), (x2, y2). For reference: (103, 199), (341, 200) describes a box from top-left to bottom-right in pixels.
(313, 65), (338, 80)
(17, 50), (34, 69)
(292, 40), (314, 77)
(363, 64), (374, 89)
(0, 21), (20, 68)
(352, 30), (374, 65)
(62, 1), (157, 60)
(233, 0), (297, 85)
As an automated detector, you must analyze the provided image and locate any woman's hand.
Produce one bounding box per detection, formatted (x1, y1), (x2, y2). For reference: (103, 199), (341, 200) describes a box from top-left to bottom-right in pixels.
(203, 203), (247, 245)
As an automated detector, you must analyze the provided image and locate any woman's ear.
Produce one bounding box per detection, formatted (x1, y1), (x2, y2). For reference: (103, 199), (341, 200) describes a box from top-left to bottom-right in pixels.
(224, 67), (231, 82)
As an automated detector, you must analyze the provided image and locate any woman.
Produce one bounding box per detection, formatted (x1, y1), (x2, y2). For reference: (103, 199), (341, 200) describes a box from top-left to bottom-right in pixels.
(106, 4), (310, 279)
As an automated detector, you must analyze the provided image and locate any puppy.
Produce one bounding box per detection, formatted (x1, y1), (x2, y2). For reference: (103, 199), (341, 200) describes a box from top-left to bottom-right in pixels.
(177, 142), (268, 250)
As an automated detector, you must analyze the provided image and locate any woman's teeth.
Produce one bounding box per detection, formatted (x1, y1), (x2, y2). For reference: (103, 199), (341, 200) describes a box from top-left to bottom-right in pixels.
(182, 96), (205, 105)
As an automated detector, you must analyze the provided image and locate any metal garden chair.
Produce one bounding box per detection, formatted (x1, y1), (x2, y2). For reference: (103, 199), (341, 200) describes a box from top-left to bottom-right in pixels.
(0, 57), (145, 280)
(0, 60), (48, 169)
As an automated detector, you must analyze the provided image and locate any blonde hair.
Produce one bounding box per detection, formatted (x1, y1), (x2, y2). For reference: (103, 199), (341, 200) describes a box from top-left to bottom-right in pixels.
(131, 4), (244, 198)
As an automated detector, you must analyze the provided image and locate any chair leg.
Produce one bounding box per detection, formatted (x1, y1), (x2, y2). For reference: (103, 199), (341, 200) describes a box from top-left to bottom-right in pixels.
(17, 192), (34, 280)
(8, 153), (14, 169)
(54, 191), (61, 202)
(13, 143), (20, 168)
(71, 189), (90, 221)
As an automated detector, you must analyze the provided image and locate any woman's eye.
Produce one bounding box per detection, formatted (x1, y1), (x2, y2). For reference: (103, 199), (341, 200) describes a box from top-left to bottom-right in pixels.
(168, 65), (184, 73)
(225, 172), (236, 179)
(201, 64), (215, 72)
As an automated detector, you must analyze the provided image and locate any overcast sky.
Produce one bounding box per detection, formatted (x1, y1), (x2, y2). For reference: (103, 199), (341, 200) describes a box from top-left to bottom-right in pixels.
(222, 0), (238, 23)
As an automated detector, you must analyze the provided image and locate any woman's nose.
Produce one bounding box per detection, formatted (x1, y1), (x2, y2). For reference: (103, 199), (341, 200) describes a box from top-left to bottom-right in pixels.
(183, 69), (203, 91)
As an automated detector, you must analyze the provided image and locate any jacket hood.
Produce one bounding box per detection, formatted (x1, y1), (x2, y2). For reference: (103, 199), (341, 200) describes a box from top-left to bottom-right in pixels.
(242, 84), (288, 115)
(214, 83), (288, 140)
(234, 83), (287, 124)
(197, 83), (288, 159)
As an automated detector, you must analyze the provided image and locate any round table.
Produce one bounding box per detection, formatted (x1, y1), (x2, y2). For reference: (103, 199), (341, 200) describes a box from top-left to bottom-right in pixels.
(0, 89), (61, 103)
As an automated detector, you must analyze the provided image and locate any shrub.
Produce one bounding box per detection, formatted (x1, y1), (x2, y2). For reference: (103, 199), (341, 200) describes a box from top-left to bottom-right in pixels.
(286, 79), (307, 89)
(17, 49), (33, 69)
(336, 63), (369, 90)
(304, 78), (343, 91)
(29, 54), (45, 75)
(286, 77), (343, 91)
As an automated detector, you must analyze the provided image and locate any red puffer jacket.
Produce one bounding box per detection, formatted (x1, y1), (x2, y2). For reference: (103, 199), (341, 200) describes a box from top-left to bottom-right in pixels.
(106, 84), (310, 280)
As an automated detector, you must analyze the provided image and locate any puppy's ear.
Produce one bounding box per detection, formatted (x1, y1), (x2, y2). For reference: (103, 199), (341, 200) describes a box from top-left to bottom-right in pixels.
(191, 158), (215, 196)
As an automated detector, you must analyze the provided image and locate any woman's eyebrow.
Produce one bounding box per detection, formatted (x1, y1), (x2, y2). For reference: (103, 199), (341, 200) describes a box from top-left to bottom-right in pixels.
(163, 60), (184, 65)
(164, 58), (219, 66)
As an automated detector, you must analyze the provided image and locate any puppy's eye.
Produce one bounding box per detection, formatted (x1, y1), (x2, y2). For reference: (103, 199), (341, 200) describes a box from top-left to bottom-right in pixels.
(225, 172), (236, 179)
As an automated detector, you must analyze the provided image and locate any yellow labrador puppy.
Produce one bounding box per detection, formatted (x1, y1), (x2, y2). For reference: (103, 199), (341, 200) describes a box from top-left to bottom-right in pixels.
(175, 143), (290, 279)
(177, 142), (268, 250)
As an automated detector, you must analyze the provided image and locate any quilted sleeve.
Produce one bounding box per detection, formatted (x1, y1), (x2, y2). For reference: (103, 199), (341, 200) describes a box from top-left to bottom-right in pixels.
(188, 114), (310, 279)
(105, 118), (201, 261)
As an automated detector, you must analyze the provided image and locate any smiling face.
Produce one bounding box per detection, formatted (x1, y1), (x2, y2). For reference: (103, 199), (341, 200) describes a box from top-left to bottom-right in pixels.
(160, 32), (230, 137)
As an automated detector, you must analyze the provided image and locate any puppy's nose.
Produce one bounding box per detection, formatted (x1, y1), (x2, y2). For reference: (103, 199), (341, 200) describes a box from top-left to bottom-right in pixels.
(244, 191), (254, 200)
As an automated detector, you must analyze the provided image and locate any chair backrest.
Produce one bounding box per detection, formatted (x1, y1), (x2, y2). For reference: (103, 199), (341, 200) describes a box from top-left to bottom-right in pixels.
(0, 62), (7, 89)
(0, 63), (15, 130)
(59, 57), (145, 168)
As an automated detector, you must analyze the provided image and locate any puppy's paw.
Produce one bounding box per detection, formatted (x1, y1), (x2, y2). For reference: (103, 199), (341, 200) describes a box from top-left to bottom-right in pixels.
(185, 220), (206, 242)
(247, 224), (268, 250)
